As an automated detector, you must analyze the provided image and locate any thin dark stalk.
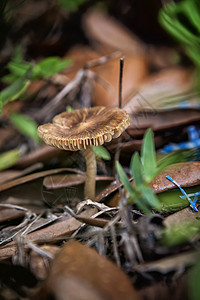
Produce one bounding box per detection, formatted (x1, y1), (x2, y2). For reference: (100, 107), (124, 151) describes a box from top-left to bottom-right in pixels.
(113, 56), (125, 171)
(119, 56), (125, 109)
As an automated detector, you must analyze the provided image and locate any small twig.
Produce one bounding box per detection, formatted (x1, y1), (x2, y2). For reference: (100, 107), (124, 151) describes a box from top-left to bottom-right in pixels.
(0, 203), (29, 212)
(13, 236), (27, 266)
(84, 51), (121, 69)
(42, 51), (122, 121)
(96, 231), (106, 256)
(119, 56), (125, 109)
(76, 199), (114, 214)
(27, 241), (54, 259)
(21, 213), (42, 236)
(122, 231), (144, 265)
(110, 224), (121, 267)
(116, 176), (144, 264)
(113, 56), (125, 170)
(44, 69), (85, 118)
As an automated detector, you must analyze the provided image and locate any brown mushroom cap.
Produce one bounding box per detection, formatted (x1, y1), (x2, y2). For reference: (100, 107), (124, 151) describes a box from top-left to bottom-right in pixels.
(38, 106), (130, 151)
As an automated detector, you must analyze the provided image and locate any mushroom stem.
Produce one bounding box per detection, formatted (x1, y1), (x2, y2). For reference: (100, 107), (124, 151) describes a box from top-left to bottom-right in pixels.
(83, 145), (96, 200)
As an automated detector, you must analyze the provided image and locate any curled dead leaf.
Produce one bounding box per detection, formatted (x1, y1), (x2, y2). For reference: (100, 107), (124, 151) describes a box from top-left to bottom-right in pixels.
(124, 67), (195, 113)
(151, 162), (200, 194)
(92, 54), (148, 107)
(83, 9), (145, 54)
(37, 241), (139, 300)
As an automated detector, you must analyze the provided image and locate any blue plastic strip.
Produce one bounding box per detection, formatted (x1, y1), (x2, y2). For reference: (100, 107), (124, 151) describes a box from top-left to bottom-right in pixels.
(166, 175), (198, 212)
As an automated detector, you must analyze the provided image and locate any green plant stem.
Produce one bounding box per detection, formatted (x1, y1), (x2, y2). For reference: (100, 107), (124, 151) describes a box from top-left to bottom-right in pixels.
(83, 146), (96, 200)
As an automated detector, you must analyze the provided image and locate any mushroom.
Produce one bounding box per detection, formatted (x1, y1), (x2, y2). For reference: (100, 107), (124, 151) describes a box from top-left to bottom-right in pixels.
(38, 106), (130, 200)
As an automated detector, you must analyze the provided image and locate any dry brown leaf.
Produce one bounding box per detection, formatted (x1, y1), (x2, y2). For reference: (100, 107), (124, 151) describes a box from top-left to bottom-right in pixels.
(0, 208), (97, 260)
(0, 168), (83, 193)
(37, 240), (139, 300)
(163, 207), (200, 228)
(124, 67), (195, 113)
(43, 173), (114, 189)
(96, 162), (200, 205)
(139, 275), (188, 300)
(43, 173), (85, 189)
(16, 144), (65, 168)
(151, 162), (200, 194)
(92, 54), (148, 107)
(0, 163), (42, 185)
(126, 109), (200, 135)
(65, 46), (148, 108)
(83, 9), (144, 54)
(0, 207), (25, 223)
(64, 46), (102, 78)
(83, 8), (179, 70)
(107, 135), (171, 157)
(134, 250), (198, 274)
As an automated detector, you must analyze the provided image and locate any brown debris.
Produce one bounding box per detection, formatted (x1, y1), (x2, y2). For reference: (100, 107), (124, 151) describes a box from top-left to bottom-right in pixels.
(37, 241), (139, 300)
(83, 8), (145, 54)
(15, 145), (65, 169)
(151, 162), (200, 194)
(0, 207), (25, 223)
(127, 109), (200, 135)
(29, 244), (60, 280)
(124, 67), (195, 113)
(0, 168), (82, 193)
(0, 208), (97, 260)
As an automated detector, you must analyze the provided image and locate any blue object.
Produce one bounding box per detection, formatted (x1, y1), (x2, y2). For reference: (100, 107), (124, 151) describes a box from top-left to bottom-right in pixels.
(166, 175), (198, 212)
(180, 192), (200, 199)
(162, 126), (200, 154)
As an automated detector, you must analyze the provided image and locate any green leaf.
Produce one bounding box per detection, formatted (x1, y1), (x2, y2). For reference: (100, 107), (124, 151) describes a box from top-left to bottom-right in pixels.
(93, 145), (111, 160)
(58, 0), (87, 11)
(140, 185), (162, 211)
(3, 52), (72, 83)
(156, 150), (187, 175)
(161, 220), (200, 247)
(32, 57), (71, 79)
(0, 148), (21, 171)
(130, 152), (144, 187)
(0, 0), (7, 16)
(188, 257), (200, 300)
(0, 72), (30, 113)
(130, 192), (152, 215)
(141, 128), (157, 182)
(159, 0), (200, 75)
(10, 113), (41, 142)
(158, 189), (188, 213)
(66, 105), (74, 112)
(9, 61), (31, 77)
(116, 161), (134, 197)
(3, 46), (31, 83)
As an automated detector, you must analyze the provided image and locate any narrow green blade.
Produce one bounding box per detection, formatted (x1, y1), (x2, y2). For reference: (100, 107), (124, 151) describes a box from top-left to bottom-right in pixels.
(141, 128), (157, 182)
(116, 161), (134, 197)
(130, 152), (144, 187)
